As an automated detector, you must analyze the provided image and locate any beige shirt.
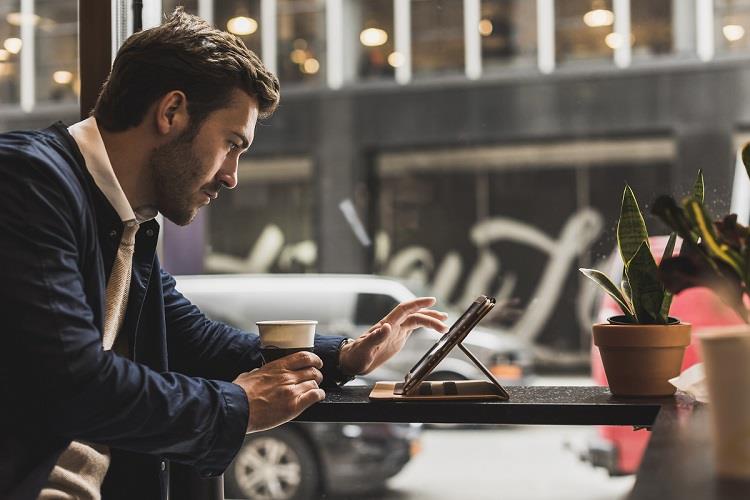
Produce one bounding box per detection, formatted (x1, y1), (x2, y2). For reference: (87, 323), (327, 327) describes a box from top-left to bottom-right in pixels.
(68, 117), (157, 223)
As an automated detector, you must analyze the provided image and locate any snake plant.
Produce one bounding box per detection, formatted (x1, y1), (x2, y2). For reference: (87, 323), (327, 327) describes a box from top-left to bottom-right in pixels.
(579, 175), (703, 324)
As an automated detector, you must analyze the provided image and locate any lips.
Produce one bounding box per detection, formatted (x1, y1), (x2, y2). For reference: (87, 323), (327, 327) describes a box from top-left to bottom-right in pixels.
(202, 190), (218, 201)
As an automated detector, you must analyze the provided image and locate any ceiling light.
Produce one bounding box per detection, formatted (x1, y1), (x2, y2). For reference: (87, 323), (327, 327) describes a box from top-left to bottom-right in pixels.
(6, 12), (40, 26)
(360, 28), (388, 47)
(226, 16), (258, 36)
(387, 51), (405, 67)
(478, 19), (493, 37)
(290, 49), (307, 64)
(584, 0), (614, 28)
(302, 58), (320, 74)
(723, 24), (746, 42)
(53, 70), (74, 85)
(3, 38), (22, 54)
(605, 32), (623, 49)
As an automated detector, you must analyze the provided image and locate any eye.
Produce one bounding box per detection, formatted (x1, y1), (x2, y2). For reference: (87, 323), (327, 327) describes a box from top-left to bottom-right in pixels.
(228, 141), (240, 152)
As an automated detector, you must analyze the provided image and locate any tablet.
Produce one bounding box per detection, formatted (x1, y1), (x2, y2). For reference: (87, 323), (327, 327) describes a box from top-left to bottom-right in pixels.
(395, 295), (496, 396)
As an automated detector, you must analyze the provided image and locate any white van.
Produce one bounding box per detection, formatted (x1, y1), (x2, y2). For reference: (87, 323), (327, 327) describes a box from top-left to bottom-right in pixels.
(174, 274), (531, 384)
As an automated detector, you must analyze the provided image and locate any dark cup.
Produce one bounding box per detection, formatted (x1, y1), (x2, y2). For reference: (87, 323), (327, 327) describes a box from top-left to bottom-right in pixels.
(260, 346), (314, 364)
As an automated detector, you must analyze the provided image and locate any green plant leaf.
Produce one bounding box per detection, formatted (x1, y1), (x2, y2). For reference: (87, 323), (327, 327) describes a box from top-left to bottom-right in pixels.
(661, 232), (677, 263)
(684, 199), (744, 277)
(626, 241), (665, 324)
(692, 169), (704, 205)
(742, 143), (750, 184)
(579, 268), (635, 319)
(659, 292), (673, 322)
(620, 278), (632, 308)
(617, 184), (649, 266)
(652, 195), (698, 244)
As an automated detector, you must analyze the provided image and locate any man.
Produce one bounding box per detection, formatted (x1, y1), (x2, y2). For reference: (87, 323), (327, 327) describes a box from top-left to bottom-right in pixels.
(0, 10), (448, 500)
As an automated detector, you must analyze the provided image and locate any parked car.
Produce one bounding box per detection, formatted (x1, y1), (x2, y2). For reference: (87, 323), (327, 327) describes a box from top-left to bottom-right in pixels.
(174, 273), (532, 385)
(586, 236), (744, 475)
(223, 406), (421, 499)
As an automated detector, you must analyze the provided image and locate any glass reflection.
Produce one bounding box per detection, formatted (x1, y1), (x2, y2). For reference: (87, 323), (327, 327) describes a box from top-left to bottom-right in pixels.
(215, 0), (262, 55)
(715, 0), (750, 54)
(278, 0), (325, 86)
(35, 0), (78, 104)
(162, 0), (199, 15)
(0, 1), (21, 105)
(556, 0), (614, 65)
(355, 0), (395, 81)
(412, 0), (464, 77)
(481, 0), (537, 71)
(631, 0), (695, 60)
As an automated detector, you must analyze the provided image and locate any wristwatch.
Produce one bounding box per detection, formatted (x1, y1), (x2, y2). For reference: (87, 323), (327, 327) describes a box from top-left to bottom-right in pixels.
(336, 338), (356, 386)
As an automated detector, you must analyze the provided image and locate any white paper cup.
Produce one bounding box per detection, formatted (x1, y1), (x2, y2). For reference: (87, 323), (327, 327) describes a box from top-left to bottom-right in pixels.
(698, 325), (750, 479)
(256, 320), (317, 363)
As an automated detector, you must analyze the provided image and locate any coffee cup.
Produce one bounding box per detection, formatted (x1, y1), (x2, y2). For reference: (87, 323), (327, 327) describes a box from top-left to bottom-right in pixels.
(256, 320), (317, 363)
(698, 326), (750, 479)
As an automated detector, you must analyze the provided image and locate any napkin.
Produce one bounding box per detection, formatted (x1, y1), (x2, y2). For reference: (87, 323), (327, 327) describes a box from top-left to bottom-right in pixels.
(669, 363), (709, 403)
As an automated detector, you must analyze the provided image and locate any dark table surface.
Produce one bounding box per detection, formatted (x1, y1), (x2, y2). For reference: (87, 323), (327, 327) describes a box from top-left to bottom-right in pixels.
(295, 385), (662, 426)
(291, 385), (750, 500)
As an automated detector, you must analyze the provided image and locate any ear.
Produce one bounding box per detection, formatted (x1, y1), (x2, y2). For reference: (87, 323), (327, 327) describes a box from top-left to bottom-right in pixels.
(154, 90), (190, 137)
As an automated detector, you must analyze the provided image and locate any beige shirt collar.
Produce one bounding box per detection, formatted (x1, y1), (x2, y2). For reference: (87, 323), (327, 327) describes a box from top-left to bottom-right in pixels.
(68, 117), (157, 224)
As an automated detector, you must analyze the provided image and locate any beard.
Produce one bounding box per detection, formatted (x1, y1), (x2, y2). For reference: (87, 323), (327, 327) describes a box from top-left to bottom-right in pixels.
(149, 130), (218, 226)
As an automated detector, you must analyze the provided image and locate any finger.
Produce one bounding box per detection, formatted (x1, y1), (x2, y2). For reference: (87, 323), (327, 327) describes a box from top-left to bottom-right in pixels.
(291, 367), (323, 385)
(416, 308), (450, 320)
(282, 351), (323, 370)
(295, 379), (320, 392)
(297, 388), (326, 410)
(385, 297), (437, 325)
(402, 312), (449, 332)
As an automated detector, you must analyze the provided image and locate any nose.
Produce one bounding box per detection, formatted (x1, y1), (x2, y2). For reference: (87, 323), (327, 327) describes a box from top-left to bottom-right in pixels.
(216, 156), (239, 190)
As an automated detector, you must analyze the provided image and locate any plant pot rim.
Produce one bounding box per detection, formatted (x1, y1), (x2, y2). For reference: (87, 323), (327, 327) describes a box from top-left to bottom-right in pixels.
(607, 315), (683, 326)
(593, 321), (691, 348)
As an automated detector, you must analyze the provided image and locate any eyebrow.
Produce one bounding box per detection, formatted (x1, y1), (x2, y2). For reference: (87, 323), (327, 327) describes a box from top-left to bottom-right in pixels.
(232, 131), (250, 150)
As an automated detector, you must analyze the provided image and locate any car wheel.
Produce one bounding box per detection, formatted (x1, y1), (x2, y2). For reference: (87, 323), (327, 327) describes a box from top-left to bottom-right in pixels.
(224, 428), (320, 500)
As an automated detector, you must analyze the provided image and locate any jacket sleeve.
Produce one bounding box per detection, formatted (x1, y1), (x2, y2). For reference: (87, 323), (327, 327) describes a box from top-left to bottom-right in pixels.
(0, 155), (246, 476)
(162, 270), (348, 387)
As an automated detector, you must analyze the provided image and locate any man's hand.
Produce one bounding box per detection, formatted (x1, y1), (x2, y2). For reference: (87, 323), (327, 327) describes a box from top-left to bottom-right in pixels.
(339, 297), (449, 376)
(232, 352), (325, 433)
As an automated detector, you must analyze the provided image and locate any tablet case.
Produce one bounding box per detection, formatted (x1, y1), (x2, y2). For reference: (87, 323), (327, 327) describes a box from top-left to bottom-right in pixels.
(369, 341), (511, 401)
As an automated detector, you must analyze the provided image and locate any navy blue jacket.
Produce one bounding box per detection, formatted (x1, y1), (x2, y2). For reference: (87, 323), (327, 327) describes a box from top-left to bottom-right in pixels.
(0, 123), (346, 500)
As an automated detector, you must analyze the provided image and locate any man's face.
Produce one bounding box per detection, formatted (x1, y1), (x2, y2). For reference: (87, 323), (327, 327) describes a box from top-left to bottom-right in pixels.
(150, 89), (259, 226)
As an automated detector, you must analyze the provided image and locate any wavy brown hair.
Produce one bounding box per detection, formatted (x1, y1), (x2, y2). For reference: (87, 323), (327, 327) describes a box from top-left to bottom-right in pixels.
(93, 8), (280, 132)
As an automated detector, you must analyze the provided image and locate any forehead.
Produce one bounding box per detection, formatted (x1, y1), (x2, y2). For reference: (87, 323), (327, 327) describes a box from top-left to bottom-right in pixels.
(204, 89), (259, 132)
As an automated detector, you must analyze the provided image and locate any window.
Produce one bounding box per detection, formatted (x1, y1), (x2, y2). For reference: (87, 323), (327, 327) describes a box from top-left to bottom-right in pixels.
(205, 157), (318, 274)
(35, 0), (78, 104)
(631, 0), (695, 60)
(715, 0), (750, 54)
(412, 0), (464, 77)
(277, 0), (325, 86)
(354, 293), (400, 326)
(352, 0), (395, 81)
(216, 0), (262, 55)
(0, 1), (22, 106)
(163, 0), (199, 15)
(481, 0), (537, 71)
(555, 0), (614, 66)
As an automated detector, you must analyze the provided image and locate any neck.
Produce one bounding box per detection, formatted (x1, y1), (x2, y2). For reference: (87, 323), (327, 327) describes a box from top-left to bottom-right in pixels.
(98, 123), (156, 210)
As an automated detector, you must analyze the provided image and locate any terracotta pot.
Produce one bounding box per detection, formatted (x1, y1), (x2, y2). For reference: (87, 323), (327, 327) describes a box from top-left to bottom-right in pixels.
(593, 319), (691, 397)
